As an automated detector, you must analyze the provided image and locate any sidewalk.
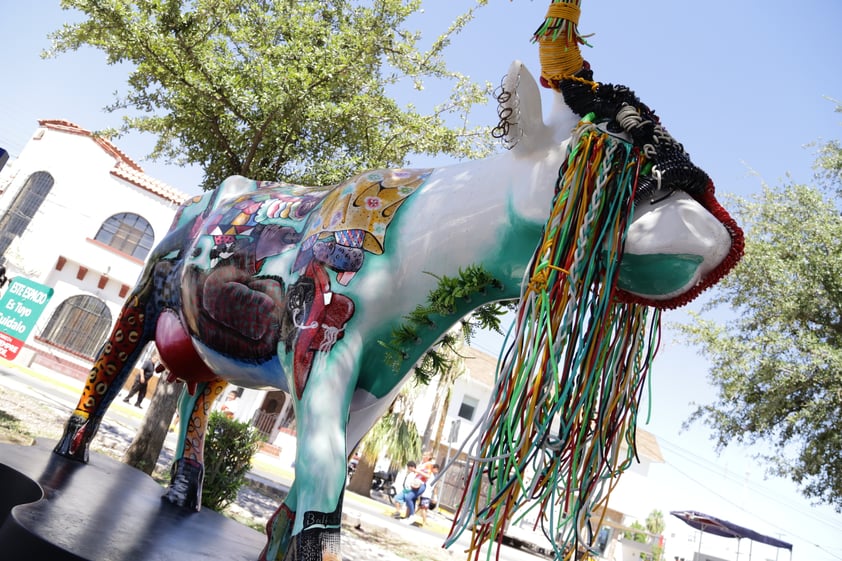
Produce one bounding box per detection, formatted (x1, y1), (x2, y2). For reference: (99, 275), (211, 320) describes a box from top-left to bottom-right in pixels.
(0, 356), (150, 421)
(0, 356), (457, 543)
(248, 450), (455, 537)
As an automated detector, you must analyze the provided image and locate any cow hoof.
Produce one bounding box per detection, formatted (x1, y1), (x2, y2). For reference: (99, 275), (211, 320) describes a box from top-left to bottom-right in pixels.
(53, 414), (96, 463)
(162, 457), (204, 511)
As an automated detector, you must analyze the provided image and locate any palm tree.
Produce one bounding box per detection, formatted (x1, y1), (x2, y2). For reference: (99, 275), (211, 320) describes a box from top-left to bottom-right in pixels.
(347, 307), (510, 496)
(345, 384), (422, 497)
(645, 510), (666, 561)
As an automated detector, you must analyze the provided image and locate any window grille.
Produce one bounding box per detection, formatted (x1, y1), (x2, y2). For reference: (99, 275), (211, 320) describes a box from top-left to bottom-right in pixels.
(39, 295), (112, 358)
(94, 212), (154, 260)
(0, 171), (54, 259)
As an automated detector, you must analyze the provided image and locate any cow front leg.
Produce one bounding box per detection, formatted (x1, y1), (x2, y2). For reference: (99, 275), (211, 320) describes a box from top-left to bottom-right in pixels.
(270, 360), (351, 561)
(259, 494), (297, 561)
(163, 377), (227, 510)
(54, 299), (150, 462)
(261, 482), (345, 561)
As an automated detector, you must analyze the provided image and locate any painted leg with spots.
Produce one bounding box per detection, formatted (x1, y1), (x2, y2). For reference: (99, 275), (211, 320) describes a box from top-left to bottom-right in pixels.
(163, 377), (228, 510)
(53, 299), (150, 462)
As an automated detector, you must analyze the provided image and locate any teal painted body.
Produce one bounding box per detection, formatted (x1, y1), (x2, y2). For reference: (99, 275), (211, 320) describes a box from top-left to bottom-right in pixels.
(616, 252), (705, 296)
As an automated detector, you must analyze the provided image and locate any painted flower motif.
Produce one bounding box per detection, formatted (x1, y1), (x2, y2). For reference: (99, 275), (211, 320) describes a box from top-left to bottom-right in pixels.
(365, 197), (382, 210)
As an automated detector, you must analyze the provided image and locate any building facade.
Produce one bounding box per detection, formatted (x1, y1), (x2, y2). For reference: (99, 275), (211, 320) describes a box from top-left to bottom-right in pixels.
(0, 120), (186, 375)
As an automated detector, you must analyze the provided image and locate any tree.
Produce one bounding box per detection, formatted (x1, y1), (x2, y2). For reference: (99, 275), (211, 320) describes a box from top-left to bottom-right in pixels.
(46, 0), (495, 191)
(814, 99), (842, 190)
(623, 520), (650, 546)
(677, 117), (842, 511)
(122, 372), (183, 474)
(623, 510), (665, 561)
(645, 510), (665, 561)
(421, 332), (467, 455)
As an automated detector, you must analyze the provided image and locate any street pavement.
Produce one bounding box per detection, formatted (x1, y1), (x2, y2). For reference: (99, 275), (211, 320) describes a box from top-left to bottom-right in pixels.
(0, 357), (546, 561)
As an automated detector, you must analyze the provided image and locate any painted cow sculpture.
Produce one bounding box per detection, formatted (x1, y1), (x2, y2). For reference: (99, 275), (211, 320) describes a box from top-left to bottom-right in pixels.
(53, 61), (742, 561)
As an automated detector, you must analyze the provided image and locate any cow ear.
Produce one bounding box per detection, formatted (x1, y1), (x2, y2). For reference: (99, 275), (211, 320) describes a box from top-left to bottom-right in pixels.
(501, 61), (551, 155)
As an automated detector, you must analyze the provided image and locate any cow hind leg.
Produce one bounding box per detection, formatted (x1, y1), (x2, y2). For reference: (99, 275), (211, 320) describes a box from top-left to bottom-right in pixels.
(163, 377), (227, 510)
(53, 299), (151, 462)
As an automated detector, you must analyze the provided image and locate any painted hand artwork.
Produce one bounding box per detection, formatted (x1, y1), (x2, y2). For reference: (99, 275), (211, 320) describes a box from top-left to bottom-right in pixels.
(52, 3), (744, 561)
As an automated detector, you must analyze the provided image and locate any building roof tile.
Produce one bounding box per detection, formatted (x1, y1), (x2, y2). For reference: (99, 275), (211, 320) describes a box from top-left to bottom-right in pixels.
(38, 119), (190, 205)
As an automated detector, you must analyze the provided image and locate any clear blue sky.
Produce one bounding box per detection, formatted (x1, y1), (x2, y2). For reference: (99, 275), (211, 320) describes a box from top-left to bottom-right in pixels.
(2, 2), (841, 560)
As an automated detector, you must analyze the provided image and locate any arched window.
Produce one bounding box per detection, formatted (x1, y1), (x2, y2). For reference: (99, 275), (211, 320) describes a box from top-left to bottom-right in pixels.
(39, 295), (112, 359)
(94, 212), (154, 260)
(0, 171), (54, 260)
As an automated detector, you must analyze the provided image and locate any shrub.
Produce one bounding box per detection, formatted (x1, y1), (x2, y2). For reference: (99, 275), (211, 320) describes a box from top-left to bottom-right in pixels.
(201, 410), (261, 511)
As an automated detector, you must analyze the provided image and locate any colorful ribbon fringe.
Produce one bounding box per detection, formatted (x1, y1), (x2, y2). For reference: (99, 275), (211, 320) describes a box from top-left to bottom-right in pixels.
(446, 119), (662, 560)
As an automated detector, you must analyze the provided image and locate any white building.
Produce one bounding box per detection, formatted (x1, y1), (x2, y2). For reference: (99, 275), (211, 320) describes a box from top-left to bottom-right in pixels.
(0, 118), (297, 432)
(0, 119), (186, 376)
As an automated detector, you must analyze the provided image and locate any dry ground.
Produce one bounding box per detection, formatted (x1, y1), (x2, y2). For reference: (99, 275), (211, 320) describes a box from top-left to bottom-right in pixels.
(0, 385), (459, 561)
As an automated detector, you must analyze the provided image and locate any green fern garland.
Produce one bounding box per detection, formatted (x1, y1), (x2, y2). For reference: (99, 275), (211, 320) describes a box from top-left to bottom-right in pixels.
(379, 264), (515, 384)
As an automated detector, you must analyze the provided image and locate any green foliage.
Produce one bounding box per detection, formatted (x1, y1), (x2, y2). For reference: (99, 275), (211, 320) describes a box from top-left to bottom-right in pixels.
(426, 265), (503, 315)
(360, 412), (422, 469)
(358, 387), (422, 468)
(47, 0), (495, 190)
(645, 510), (665, 561)
(645, 509), (665, 536)
(0, 410), (33, 445)
(382, 264), (513, 383)
(623, 520), (648, 543)
(622, 511), (664, 561)
(201, 411), (261, 511)
(676, 124), (842, 511)
(814, 99), (842, 191)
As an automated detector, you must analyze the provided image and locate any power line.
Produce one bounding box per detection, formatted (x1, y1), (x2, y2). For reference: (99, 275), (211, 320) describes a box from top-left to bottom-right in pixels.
(649, 434), (842, 561)
(654, 436), (840, 531)
(661, 460), (842, 561)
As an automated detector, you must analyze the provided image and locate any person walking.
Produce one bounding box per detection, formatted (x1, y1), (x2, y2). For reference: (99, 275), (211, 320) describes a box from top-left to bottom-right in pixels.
(123, 358), (154, 408)
(392, 461), (417, 519)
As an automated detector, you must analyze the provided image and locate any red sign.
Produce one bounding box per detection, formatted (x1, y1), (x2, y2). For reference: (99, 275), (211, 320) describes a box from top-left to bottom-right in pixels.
(0, 330), (24, 360)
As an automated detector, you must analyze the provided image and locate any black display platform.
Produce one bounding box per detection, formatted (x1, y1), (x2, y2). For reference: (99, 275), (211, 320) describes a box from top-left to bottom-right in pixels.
(0, 439), (265, 560)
